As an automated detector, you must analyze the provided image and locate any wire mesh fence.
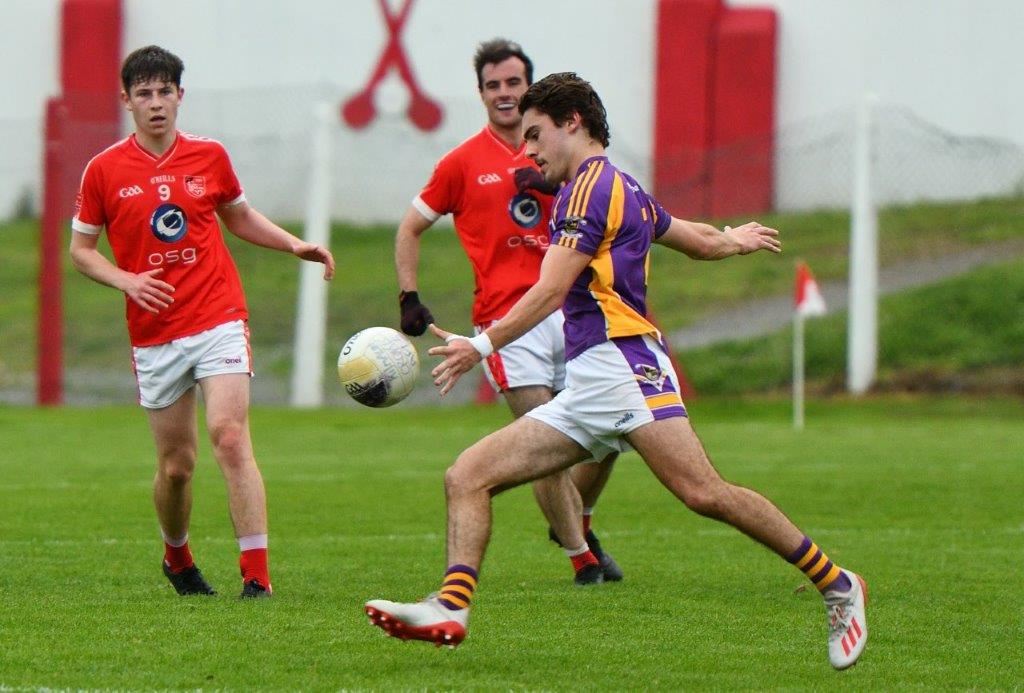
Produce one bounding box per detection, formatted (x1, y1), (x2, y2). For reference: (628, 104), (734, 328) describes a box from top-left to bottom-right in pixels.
(2, 90), (1023, 405)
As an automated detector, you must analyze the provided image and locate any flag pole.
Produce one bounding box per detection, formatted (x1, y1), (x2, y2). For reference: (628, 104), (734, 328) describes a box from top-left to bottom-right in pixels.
(793, 310), (805, 430)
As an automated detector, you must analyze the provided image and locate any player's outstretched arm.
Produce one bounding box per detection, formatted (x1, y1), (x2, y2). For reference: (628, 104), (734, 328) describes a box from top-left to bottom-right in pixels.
(656, 218), (781, 260)
(395, 206), (436, 336)
(427, 245), (589, 396)
(217, 201), (335, 279)
(70, 230), (175, 314)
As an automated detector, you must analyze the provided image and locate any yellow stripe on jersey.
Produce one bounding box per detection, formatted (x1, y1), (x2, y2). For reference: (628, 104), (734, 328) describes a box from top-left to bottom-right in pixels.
(645, 392), (682, 410)
(558, 235), (578, 250)
(575, 160), (605, 218)
(570, 160), (604, 218)
(567, 160), (600, 218)
(587, 173), (659, 339)
(641, 206), (648, 222)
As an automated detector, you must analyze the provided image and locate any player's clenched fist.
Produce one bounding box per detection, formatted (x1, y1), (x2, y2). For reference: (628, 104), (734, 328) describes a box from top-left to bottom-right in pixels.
(399, 291), (434, 336)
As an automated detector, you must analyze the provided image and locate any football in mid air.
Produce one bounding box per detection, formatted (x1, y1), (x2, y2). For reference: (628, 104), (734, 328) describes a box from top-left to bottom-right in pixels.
(337, 327), (419, 407)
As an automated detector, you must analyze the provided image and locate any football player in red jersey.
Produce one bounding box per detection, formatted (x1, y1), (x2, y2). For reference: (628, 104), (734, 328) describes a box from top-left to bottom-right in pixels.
(69, 46), (335, 598)
(394, 39), (620, 585)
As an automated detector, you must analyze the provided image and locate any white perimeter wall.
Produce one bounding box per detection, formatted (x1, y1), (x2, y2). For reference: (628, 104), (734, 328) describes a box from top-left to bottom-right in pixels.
(733, 0), (1024, 143)
(0, 0), (61, 219)
(3, 0), (1023, 221)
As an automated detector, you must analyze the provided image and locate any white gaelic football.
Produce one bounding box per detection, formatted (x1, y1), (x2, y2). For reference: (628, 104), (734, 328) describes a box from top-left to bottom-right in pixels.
(337, 327), (419, 407)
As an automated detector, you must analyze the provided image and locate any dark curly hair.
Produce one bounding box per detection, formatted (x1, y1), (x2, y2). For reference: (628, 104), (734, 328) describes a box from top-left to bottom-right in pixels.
(518, 72), (610, 147)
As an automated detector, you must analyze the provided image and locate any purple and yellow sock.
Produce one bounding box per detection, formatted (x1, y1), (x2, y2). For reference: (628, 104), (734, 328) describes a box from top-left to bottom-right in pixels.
(438, 564), (477, 611)
(787, 536), (852, 593)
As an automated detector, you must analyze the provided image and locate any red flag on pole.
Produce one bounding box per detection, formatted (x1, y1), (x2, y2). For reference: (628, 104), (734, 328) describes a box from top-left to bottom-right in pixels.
(795, 262), (827, 317)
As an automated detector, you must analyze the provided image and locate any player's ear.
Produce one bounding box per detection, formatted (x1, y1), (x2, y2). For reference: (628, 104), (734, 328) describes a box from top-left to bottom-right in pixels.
(120, 90), (131, 110)
(567, 111), (583, 134)
(177, 86), (185, 102)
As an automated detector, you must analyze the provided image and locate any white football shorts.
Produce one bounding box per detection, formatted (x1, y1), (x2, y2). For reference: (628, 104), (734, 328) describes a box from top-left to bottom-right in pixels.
(475, 311), (566, 392)
(131, 319), (253, 409)
(525, 334), (688, 461)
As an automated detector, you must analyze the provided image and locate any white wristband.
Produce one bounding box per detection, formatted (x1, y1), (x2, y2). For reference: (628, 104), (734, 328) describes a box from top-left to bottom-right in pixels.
(444, 332), (494, 358)
(467, 332), (494, 358)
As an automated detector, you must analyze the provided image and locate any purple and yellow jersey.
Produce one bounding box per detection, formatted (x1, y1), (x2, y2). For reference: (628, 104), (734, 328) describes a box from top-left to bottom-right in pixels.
(550, 156), (672, 361)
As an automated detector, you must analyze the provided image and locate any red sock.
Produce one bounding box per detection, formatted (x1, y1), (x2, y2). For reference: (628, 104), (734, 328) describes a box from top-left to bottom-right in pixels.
(239, 548), (271, 589)
(163, 541), (194, 573)
(569, 550), (599, 572)
(582, 514), (593, 534)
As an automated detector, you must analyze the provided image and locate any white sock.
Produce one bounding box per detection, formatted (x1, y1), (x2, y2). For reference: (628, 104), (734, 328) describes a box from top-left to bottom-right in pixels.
(238, 534), (268, 551)
(564, 543), (591, 557)
(162, 531), (188, 548)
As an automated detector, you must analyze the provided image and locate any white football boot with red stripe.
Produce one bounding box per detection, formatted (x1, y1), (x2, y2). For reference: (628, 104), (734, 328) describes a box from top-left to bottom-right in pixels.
(365, 595), (469, 648)
(824, 569), (869, 669)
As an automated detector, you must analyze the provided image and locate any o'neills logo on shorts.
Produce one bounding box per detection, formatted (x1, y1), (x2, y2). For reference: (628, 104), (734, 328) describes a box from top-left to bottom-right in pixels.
(224, 356), (242, 365)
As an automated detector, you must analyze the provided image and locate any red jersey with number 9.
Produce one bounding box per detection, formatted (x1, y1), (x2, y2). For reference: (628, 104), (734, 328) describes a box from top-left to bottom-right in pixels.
(72, 132), (249, 347)
(413, 126), (554, 324)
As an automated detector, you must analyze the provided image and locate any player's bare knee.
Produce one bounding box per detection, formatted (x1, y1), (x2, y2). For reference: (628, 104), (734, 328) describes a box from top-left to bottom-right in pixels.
(446, 451), (491, 497)
(158, 450), (195, 485)
(679, 479), (729, 519)
(208, 420), (247, 462)
(444, 462), (473, 499)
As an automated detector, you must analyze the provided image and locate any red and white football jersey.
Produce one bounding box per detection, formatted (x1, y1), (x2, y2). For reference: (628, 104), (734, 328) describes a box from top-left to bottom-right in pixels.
(72, 132), (249, 347)
(414, 126), (554, 324)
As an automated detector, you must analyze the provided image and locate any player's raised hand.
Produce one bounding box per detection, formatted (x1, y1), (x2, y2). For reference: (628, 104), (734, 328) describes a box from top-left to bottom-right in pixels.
(724, 222), (782, 255)
(294, 242), (335, 279)
(427, 323), (482, 396)
(123, 268), (175, 314)
(399, 291), (434, 336)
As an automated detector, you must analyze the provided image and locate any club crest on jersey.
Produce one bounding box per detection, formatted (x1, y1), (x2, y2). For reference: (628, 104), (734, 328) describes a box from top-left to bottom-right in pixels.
(508, 192), (541, 229)
(635, 364), (668, 391)
(150, 203), (188, 243)
(184, 176), (206, 198)
(561, 215), (586, 237)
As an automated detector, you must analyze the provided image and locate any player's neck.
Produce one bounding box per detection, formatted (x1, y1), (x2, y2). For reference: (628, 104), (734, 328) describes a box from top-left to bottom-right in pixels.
(568, 143), (607, 179)
(134, 129), (178, 157)
(487, 122), (523, 151)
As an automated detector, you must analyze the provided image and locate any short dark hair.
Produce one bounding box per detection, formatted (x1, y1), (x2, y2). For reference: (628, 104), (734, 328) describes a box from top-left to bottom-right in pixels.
(518, 72), (610, 147)
(121, 45), (184, 93)
(473, 38), (533, 91)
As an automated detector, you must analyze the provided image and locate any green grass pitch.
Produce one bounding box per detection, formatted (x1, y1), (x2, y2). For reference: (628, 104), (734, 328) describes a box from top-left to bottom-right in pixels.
(1, 396), (1021, 689)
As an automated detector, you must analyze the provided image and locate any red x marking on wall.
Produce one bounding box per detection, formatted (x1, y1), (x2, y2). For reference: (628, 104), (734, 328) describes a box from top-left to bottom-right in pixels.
(342, 0), (443, 132)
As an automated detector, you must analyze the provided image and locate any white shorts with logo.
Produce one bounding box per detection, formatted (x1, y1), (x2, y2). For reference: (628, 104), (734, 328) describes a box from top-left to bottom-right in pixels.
(525, 334), (688, 461)
(475, 311), (566, 392)
(131, 320), (253, 409)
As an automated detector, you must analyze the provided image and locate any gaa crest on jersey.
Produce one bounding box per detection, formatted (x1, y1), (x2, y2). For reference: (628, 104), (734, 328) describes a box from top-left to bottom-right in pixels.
(150, 203), (188, 243)
(508, 192), (542, 229)
(184, 176), (206, 198)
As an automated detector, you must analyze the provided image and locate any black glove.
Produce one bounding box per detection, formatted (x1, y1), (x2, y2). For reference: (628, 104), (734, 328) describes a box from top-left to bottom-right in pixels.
(514, 167), (560, 196)
(399, 290), (434, 336)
